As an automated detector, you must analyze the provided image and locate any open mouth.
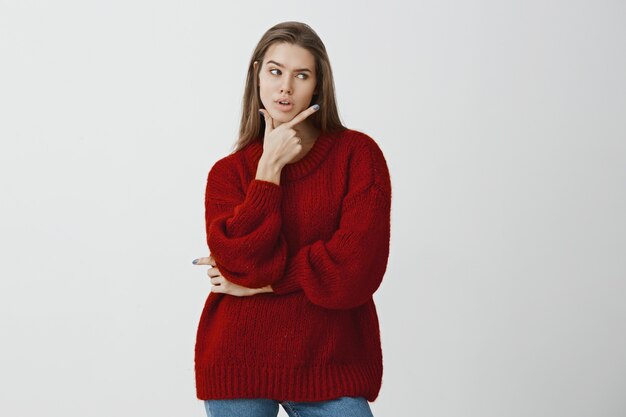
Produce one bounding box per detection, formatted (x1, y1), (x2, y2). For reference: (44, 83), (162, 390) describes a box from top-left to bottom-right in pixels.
(275, 101), (294, 111)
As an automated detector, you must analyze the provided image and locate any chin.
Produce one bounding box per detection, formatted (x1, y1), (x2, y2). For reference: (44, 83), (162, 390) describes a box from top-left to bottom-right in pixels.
(268, 111), (291, 122)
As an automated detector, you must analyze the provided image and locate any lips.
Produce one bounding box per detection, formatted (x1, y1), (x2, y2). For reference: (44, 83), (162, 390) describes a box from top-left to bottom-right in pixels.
(274, 99), (294, 112)
(275, 98), (292, 105)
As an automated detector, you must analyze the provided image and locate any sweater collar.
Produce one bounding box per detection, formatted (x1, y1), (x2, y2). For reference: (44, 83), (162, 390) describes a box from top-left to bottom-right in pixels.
(249, 130), (336, 181)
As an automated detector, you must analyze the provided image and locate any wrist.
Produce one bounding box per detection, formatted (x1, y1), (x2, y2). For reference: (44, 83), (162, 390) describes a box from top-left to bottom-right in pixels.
(256, 156), (282, 184)
(259, 154), (282, 171)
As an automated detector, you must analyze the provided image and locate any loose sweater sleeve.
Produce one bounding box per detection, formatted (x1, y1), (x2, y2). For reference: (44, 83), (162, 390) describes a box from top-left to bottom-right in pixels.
(204, 156), (288, 289)
(269, 140), (392, 310)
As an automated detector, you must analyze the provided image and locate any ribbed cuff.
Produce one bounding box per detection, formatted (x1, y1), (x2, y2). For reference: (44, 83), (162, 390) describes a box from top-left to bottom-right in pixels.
(227, 179), (281, 229)
(245, 179), (281, 209)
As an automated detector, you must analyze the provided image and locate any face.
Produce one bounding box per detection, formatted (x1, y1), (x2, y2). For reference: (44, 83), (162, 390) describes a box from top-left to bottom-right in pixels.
(255, 42), (318, 127)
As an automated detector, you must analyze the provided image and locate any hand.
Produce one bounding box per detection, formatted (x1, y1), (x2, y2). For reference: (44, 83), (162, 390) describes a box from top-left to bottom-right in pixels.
(192, 254), (274, 296)
(258, 104), (319, 168)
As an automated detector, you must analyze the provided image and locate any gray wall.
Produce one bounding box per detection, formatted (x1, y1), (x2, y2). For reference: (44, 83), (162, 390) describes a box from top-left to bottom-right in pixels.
(0, 1), (624, 416)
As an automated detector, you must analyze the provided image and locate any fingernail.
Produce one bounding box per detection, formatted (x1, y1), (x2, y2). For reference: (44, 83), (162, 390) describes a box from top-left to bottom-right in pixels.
(258, 109), (263, 116)
(192, 259), (198, 264)
(313, 104), (320, 111)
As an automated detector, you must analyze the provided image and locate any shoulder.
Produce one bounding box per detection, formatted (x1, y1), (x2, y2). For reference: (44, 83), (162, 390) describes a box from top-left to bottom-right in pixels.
(333, 128), (391, 194)
(207, 152), (239, 183)
(334, 128), (385, 156)
(208, 139), (259, 179)
(206, 142), (256, 198)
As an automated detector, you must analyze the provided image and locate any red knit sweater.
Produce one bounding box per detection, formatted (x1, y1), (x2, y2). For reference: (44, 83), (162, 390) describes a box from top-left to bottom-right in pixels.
(194, 128), (392, 402)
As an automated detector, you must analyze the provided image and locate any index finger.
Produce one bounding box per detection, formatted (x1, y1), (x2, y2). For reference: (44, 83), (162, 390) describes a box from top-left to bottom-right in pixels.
(192, 256), (216, 266)
(284, 104), (320, 128)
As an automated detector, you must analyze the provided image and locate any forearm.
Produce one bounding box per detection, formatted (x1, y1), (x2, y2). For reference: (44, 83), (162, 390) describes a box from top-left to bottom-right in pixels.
(206, 174), (286, 287)
(269, 184), (391, 309)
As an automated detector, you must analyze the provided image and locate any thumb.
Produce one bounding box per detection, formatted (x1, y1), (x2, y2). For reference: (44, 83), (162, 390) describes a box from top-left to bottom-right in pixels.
(259, 108), (274, 135)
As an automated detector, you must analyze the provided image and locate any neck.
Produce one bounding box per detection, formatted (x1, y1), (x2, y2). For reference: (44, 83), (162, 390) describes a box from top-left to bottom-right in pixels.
(292, 121), (321, 146)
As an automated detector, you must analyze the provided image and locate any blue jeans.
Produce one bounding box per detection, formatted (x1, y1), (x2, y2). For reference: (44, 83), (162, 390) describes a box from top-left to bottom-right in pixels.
(203, 396), (374, 417)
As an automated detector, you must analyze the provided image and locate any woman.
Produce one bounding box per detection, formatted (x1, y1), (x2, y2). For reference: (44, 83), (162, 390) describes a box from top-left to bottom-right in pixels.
(192, 21), (392, 417)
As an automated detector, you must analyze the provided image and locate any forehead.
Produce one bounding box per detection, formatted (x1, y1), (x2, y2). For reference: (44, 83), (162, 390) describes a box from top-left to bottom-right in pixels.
(264, 42), (315, 69)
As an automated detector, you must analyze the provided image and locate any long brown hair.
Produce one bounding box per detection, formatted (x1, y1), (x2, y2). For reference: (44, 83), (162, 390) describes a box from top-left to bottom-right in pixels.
(230, 21), (347, 153)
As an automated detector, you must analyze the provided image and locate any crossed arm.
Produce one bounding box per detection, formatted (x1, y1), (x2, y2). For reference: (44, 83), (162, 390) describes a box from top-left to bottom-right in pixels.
(195, 144), (391, 310)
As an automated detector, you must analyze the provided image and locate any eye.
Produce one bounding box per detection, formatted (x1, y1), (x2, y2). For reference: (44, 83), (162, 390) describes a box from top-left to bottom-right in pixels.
(269, 68), (309, 80)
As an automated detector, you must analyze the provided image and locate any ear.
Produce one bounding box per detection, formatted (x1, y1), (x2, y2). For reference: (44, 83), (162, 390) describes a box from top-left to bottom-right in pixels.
(253, 61), (260, 87)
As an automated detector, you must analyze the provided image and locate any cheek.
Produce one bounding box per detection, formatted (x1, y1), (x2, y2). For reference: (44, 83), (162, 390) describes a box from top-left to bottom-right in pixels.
(259, 73), (277, 86)
(258, 81), (271, 102)
(303, 81), (316, 95)
(298, 85), (316, 102)
(258, 77), (277, 96)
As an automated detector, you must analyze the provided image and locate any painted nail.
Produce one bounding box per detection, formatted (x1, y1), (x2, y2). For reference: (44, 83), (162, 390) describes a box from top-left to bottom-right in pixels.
(313, 104), (320, 111)
(192, 259), (198, 264)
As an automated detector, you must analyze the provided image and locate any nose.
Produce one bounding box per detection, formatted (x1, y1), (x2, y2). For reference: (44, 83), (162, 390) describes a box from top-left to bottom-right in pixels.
(280, 78), (293, 95)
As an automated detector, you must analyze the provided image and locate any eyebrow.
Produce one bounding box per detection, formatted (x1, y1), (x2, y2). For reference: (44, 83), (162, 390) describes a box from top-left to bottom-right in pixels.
(266, 60), (312, 73)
